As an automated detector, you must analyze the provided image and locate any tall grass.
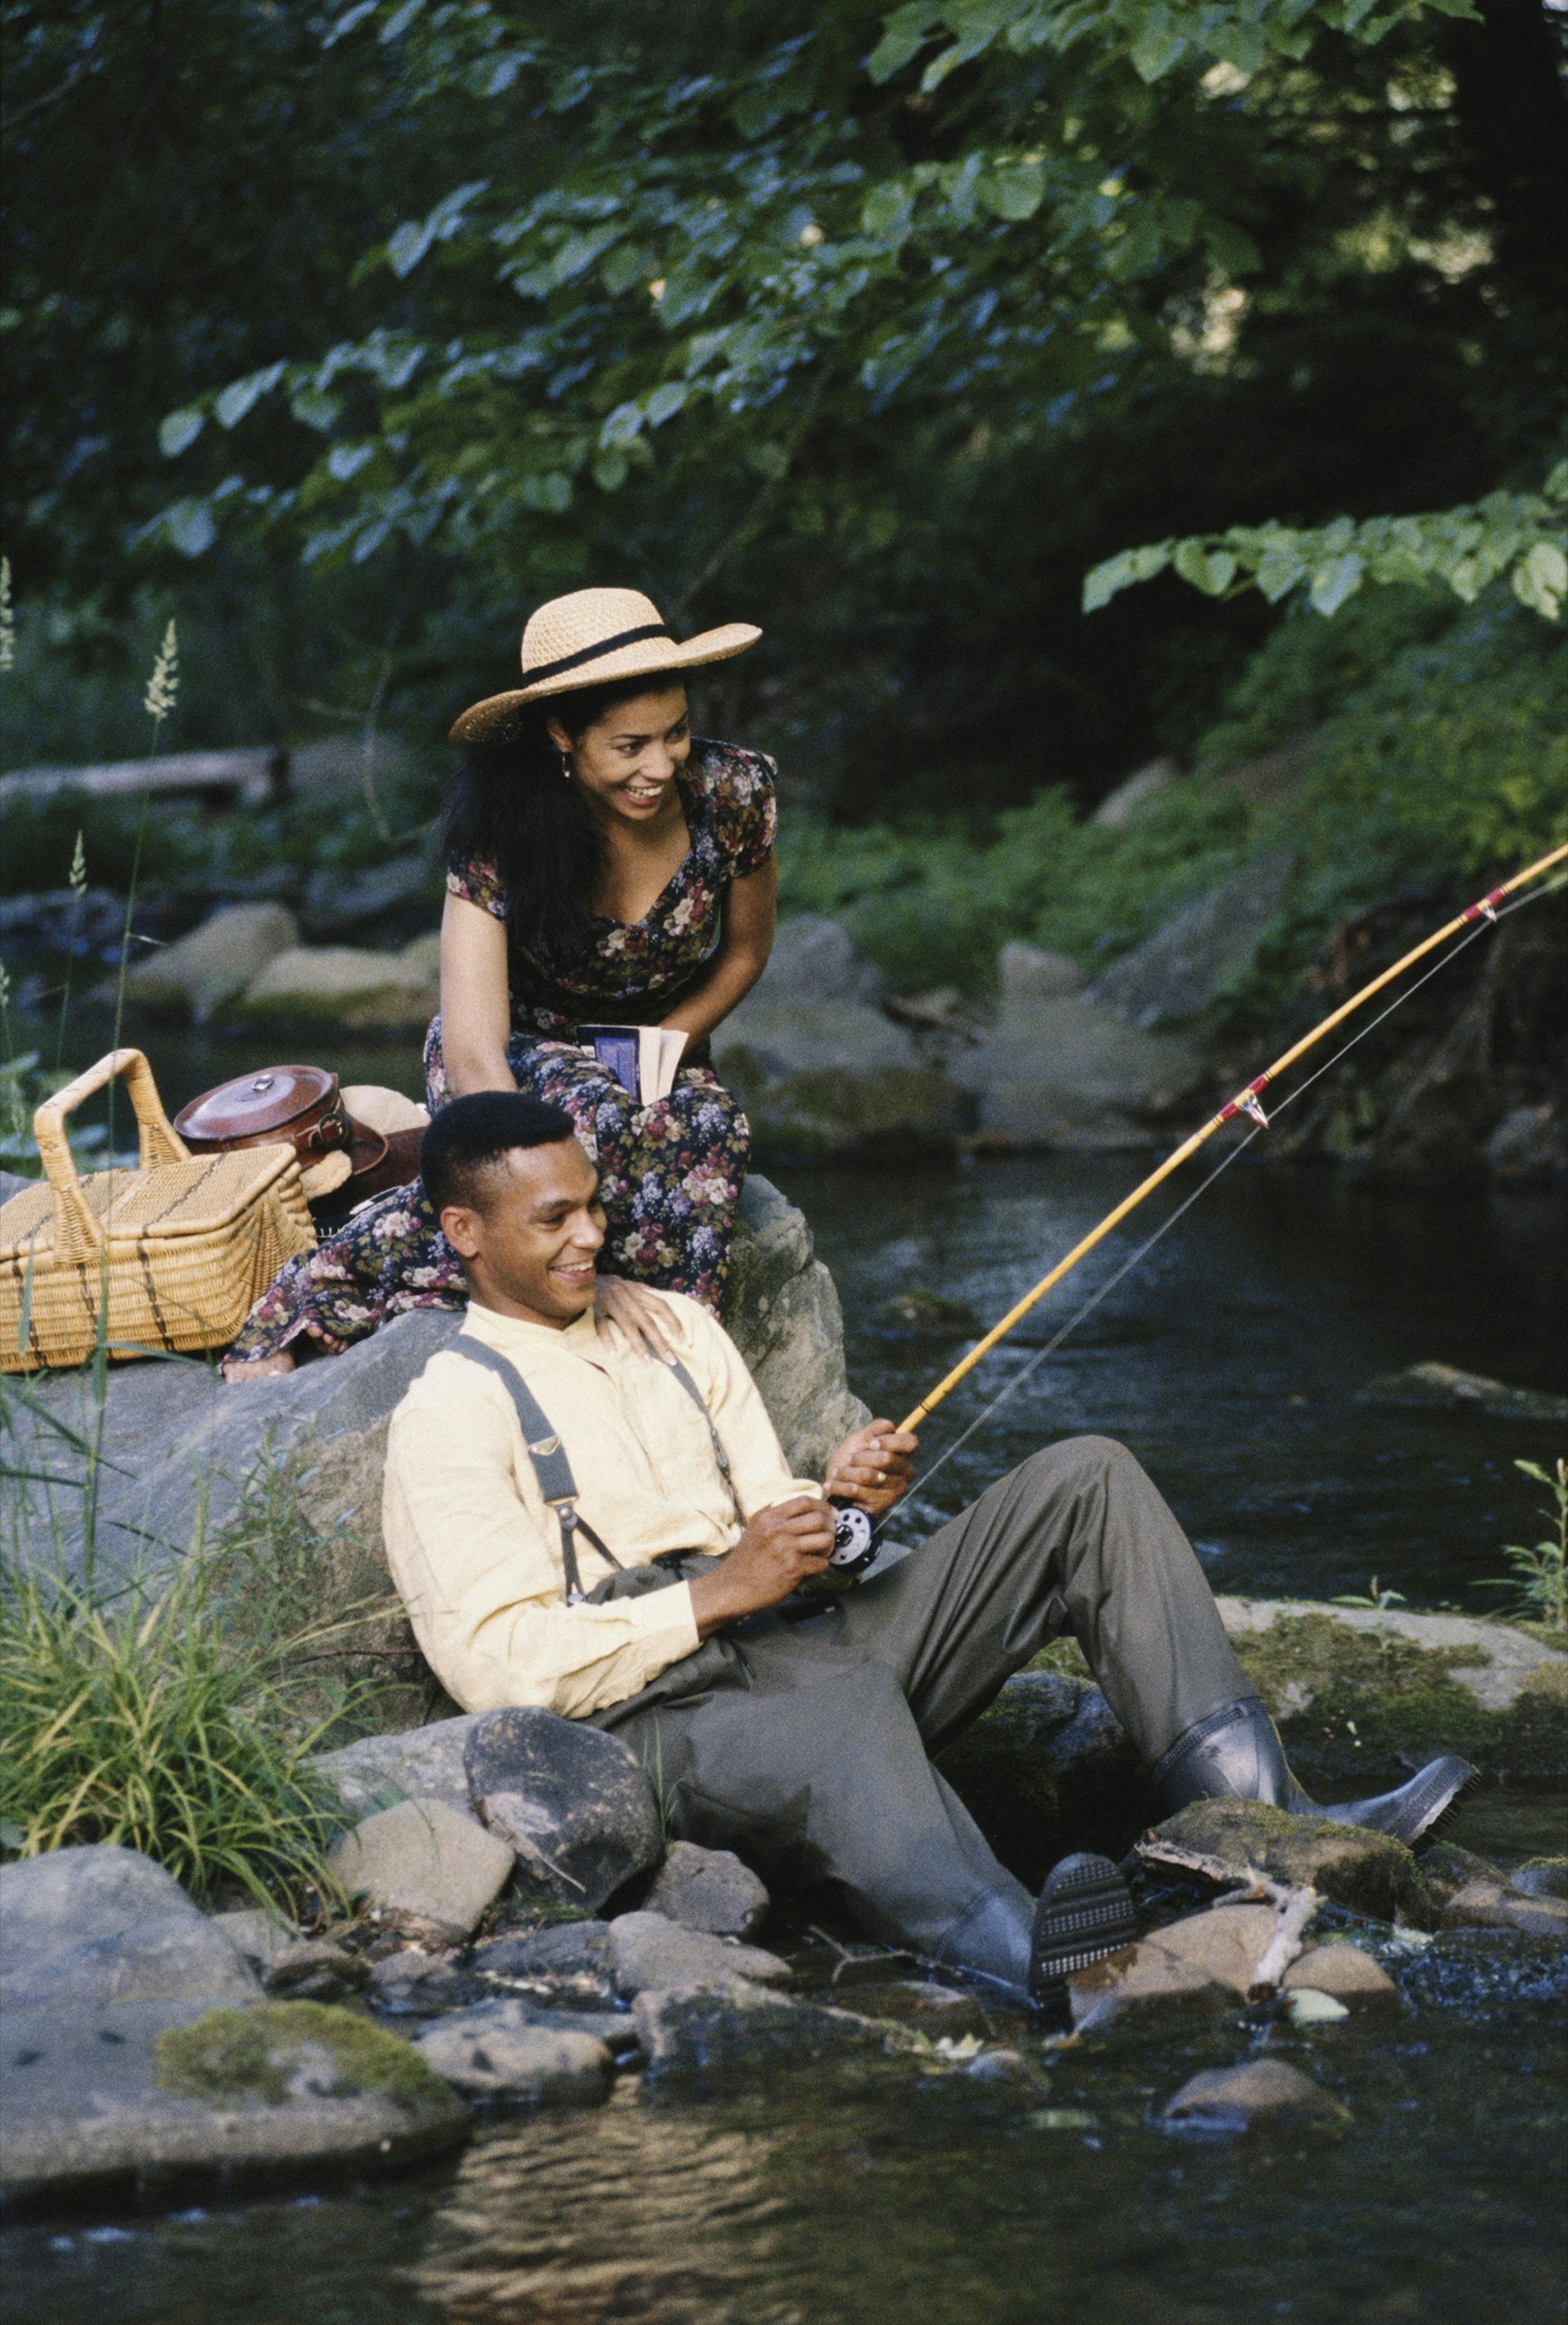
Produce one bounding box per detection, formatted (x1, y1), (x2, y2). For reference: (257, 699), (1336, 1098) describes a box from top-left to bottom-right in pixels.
(0, 1543), (350, 1904)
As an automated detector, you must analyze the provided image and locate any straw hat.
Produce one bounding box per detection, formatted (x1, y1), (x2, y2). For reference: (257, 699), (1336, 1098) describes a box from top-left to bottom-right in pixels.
(449, 588), (761, 744)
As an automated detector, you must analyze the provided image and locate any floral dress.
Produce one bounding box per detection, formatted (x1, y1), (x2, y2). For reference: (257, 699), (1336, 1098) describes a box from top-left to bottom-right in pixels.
(227, 740), (774, 1360)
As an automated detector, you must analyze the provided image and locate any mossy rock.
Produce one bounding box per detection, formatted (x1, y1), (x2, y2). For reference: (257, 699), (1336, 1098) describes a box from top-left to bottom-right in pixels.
(1229, 1612), (1568, 1788)
(1151, 1799), (1434, 1925)
(156, 2000), (455, 2113)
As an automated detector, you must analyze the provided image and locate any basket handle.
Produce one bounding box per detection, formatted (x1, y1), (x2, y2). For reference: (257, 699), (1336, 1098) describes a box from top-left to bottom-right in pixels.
(32, 1049), (191, 1261)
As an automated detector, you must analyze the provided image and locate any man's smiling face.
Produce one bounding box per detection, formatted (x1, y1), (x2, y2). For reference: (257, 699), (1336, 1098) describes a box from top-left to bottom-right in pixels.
(437, 1136), (606, 1327)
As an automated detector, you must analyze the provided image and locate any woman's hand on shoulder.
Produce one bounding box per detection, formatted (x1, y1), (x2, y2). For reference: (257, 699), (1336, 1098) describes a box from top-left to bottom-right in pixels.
(595, 1273), (680, 1361)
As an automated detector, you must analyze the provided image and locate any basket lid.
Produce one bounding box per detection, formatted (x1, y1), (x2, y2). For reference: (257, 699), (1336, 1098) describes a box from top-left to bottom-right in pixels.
(175, 1065), (337, 1144)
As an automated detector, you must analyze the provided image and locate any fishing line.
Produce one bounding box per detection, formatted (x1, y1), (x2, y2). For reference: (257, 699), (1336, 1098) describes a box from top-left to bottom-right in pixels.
(899, 869), (1565, 1512)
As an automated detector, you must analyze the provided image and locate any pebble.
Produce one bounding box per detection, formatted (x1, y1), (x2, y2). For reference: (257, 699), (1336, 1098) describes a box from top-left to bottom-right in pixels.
(608, 1911), (792, 1999)
(410, 2000), (613, 2103)
(1160, 2058), (1351, 2133)
(327, 1798), (514, 1942)
(642, 1842), (770, 1940)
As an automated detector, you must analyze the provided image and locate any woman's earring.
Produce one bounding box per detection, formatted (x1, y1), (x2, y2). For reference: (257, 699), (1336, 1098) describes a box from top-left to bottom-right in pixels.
(559, 751), (572, 783)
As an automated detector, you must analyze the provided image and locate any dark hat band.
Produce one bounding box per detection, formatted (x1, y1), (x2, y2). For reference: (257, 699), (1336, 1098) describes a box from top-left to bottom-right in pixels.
(524, 623), (672, 688)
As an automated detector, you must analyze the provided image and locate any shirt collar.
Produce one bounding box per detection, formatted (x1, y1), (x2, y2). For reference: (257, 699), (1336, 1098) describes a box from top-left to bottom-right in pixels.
(461, 1298), (604, 1361)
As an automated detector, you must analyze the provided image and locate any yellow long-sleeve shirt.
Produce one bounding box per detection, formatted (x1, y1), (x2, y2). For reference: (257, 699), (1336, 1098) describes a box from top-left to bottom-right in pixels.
(381, 1292), (822, 1718)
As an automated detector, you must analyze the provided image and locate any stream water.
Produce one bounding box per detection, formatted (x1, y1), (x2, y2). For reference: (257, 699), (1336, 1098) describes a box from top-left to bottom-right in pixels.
(5, 1019), (1566, 2323)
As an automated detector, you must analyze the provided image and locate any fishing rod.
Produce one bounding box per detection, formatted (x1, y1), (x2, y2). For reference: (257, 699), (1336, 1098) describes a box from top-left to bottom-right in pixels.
(820, 841), (1568, 1571)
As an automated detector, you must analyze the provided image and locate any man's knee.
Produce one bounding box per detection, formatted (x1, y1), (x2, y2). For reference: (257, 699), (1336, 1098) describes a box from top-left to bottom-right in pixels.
(1020, 1434), (1140, 1492)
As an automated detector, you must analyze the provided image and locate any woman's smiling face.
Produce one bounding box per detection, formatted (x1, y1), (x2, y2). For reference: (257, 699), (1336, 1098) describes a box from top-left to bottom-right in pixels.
(550, 685), (691, 827)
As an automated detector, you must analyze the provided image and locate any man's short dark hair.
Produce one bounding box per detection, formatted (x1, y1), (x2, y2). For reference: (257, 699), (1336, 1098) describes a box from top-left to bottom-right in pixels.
(420, 1091), (578, 1217)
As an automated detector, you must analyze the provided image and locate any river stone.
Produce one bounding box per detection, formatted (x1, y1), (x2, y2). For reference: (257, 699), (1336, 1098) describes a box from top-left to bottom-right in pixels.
(123, 901), (299, 1023)
(721, 1175), (869, 1478)
(1437, 1880), (1568, 1938)
(1143, 1801), (1433, 1925)
(472, 1921), (612, 1981)
(1418, 1843), (1505, 1907)
(1511, 1858), (1568, 1900)
(410, 2000), (613, 2102)
(952, 993), (1203, 1151)
(312, 1716), (481, 1824)
(230, 937), (441, 1037)
(369, 1950), (467, 2011)
(1067, 1940), (1232, 2031)
(1160, 2058), (1350, 2135)
(632, 1982), (902, 2077)
(464, 1708), (662, 1913)
(327, 1798), (514, 1941)
(211, 1908), (300, 1975)
(1281, 1945), (1400, 2004)
(608, 1911), (791, 1998)
(1357, 1361), (1568, 1426)
(0, 1845), (261, 2011)
(1145, 1903), (1288, 1995)
(642, 1842), (770, 1939)
(261, 1941), (372, 2003)
(999, 942), (1084, 1000)
(0, 1997), (468, 2202)
(1085, 850), (1294, 1031)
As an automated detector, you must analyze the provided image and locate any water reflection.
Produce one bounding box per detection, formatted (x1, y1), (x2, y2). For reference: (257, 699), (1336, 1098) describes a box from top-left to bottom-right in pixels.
(410, 2084), (790, 2323)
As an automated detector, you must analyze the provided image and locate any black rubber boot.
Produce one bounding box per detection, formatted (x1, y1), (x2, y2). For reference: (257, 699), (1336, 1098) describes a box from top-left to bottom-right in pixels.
(1152, 1697), (1474, 1848)
(1027, 1852), (1139, 2004)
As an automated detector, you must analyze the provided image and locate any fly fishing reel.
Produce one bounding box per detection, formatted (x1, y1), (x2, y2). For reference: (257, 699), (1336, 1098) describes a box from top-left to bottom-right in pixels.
(827, 1497), (878, 1575)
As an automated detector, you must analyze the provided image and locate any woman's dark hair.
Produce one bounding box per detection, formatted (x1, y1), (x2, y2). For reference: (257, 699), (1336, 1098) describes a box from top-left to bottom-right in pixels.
(443, 676), (680, 958)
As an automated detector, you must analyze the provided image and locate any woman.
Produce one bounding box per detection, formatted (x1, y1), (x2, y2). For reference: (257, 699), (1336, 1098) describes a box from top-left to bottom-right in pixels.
(225, 588), (775, 1377)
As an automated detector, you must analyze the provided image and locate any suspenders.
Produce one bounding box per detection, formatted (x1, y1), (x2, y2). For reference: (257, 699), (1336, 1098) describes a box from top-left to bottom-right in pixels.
(452, 1332), (741, 1605)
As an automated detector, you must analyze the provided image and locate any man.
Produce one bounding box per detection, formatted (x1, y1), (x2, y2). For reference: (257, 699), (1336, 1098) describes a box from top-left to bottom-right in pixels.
(383, 1093), (1472, 2003)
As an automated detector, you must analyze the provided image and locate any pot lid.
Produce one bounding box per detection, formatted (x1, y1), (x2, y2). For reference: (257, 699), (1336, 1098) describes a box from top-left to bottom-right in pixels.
(175, 1065), (339, 1142)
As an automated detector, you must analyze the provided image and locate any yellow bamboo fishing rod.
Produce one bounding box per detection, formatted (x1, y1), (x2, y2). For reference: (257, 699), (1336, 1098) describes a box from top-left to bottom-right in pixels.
(898, 840), (1568, 1437)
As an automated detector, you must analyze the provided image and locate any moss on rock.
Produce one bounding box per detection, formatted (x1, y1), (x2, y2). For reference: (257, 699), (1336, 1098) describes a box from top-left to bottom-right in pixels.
(1230, 1614), (1568, 1787)
(1150, 1799), (1434, 1924)
(156, 2001), (453, 2112)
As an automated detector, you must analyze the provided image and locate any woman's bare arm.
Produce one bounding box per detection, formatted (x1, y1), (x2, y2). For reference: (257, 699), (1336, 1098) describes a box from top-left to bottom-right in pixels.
(659, 860), (776, 1043)
(440, 891), (518, 1094)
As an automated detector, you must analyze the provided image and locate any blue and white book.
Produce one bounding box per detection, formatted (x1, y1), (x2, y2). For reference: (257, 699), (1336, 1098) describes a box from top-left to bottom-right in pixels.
(579, 1024), (687, 1103)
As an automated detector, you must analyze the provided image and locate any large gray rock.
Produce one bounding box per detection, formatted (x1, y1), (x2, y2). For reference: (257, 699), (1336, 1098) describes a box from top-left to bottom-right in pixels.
(0, 1996), (468, 2200)
(9, 1303), (466, 1589)
(0, 1845), (261, 2011)
(722, 1174), (869, 1477)
(1086, 850), (1294, 1031)
(607, 1911), (791, 1997)
(122, 902), (299, 1024)
(409, 2000), (613, 2102)
(953, 993), (1203, 1150)
(327, 1798), (515, 1940)
(230, 935), (441, 1037)
(312, 1714), (481, 1824)
(714, 916), (967, 1160)
(998, 942), (1084, 1000)
(643, 1841), (770, 1939)
(465, 1709), (662, 1913)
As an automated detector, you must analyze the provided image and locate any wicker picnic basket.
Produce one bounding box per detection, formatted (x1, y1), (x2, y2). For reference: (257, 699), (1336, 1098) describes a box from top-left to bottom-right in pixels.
(0, 1048), (316, 1372)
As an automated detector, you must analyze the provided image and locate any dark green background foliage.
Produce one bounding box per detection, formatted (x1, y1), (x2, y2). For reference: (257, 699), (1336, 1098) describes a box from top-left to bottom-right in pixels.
(2, 0), (1564, 848)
